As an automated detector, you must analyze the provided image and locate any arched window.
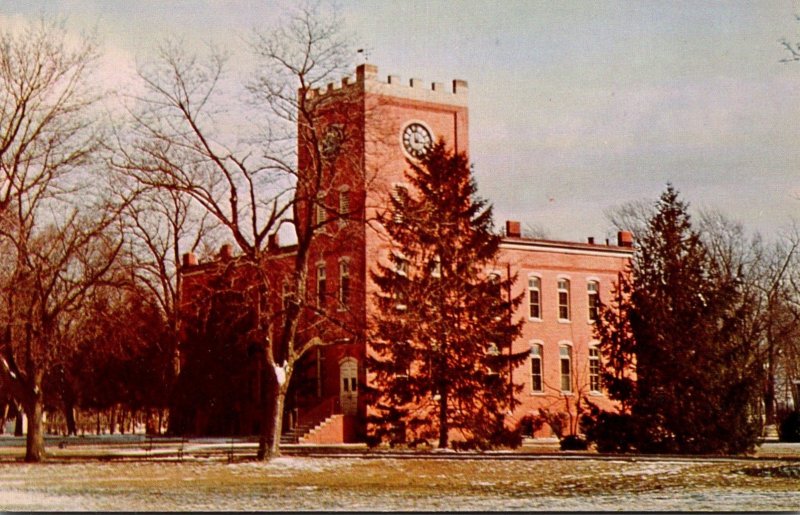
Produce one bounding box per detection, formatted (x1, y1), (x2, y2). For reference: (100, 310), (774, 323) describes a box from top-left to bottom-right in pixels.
(587, 280), (600, 322)
(488, 271), (502, 301)
(558, 278), (570, 321)
(431, 255), (441, 279)
(339, 260), (350, 306)
(315, 195), (326, 225)
(589, 345), (601, 393)
(338, 190), (350, 226)
(528, 275), (541, 319)
(391, 184), (408, 224)
(559, 344), (572, 392)
(316, 264), (327, 308)
(530, 343), (543, 392)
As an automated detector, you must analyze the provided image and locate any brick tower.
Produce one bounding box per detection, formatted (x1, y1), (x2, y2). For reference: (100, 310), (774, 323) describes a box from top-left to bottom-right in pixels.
(290, 64), (470, 443)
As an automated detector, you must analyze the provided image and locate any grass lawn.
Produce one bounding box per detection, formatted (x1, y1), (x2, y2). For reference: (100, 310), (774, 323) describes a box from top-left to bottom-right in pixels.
(0, 455), (799, 511)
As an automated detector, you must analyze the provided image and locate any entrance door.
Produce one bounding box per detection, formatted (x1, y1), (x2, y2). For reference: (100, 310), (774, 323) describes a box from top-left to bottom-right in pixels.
(339, 358), (358, 415)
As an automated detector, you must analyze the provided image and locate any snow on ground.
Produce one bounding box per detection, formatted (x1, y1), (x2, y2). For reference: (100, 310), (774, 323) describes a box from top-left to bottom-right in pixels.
(0, 457), (798, 511)
(227, 456), (348, 476)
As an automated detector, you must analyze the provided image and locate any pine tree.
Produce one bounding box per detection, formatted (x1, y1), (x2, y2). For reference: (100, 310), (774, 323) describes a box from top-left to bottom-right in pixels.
(367, 141), (527, 449)
(585, 185), (764, 454)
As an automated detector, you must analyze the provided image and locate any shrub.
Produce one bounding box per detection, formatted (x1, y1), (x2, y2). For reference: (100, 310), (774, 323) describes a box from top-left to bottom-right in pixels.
(559, 434), (588, 451)
(779, 411), (800, 443)
(581, 407), (639, 453)
(517, 414), (544, 438)
(490, 426), (523, 449)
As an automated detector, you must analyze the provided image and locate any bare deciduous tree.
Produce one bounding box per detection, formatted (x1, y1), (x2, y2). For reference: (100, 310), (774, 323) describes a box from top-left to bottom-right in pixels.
(0, 18), (122, 462)
(114, 3), (361, 459)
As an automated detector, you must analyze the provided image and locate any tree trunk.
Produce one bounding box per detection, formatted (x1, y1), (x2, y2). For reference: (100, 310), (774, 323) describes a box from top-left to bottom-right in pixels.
(109, 406), (116, 434)
(145, 408), (154, 435)
(764, 381), (776, 426)
(24, 393), (45, 462)
(257, 369), (284, 461)
(438, 387), (449, 449)
(65, 403), (77, 436)
(0, 402), (7, 435)
(14, 410), (23, 437)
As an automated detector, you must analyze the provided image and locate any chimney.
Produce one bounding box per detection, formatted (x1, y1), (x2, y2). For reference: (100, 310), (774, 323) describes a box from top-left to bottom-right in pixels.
(219, 243), (233, 261)
(182, 252), (198, 267)
(268, 233), (280, 251)
(617, 231), (634, 247)
(506, 220), (521, 238)
(587, 237), (595, 245)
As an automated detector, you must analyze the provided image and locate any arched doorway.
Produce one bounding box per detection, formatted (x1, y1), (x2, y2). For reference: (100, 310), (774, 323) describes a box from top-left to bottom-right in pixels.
(339, 357), (358, 415)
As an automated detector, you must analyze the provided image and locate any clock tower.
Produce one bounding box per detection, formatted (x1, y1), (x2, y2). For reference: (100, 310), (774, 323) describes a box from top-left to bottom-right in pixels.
(295, 64), (469, 440)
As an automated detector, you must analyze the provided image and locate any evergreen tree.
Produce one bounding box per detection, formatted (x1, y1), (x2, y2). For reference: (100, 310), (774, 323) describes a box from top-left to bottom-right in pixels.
(585, 185), (764, 454)
(367, 141), (527, 449)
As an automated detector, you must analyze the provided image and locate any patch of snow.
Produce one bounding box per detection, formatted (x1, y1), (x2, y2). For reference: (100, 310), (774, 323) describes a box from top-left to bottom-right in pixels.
(274, 361), (287, 386)
(602, 461), (695, 477)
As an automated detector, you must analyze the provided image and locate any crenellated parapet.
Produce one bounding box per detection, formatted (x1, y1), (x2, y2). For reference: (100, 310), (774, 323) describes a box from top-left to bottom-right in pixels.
(306, 64), (468, 107)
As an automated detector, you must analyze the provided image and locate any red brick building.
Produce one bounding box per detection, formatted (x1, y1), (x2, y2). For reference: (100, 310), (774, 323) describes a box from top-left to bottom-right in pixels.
(178, 64), (633, 443)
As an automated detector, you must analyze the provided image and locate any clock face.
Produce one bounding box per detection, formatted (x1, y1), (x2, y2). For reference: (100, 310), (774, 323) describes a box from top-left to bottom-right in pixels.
(402, 123), (432, 159)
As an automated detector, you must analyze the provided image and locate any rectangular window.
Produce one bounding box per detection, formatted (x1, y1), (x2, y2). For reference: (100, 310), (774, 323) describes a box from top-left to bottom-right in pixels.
(392, 184), (407, 224)
(315, 199), (326, 226)
(339, 260), (350, 306)
(488, 272), (501, 300)
(282, 282), (292, 311)
(395, 289), (407, 311)
(531, 344), (543, 392)
(338, 191), (350, 225)
(558, 279), (570, 321)
(317, 264), (326, 308)
(589, 346), (600, 392)
(431, 255), (441, 279)
(528, 276), (541, 319)
(588, 281), (599, 322)
(560, 345), (572, 392)
(395, 254), (408, 277)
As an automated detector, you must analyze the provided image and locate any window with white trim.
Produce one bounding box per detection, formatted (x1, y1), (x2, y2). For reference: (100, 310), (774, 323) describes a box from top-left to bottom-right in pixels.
(528, 276), (541, 319)
(531, 343), (543, 392)
(488, 271), (502, 300)
(486, 342), (499, 375)
(558, 279), (570, 321)
(588, 280), (599, 322)
(392, 184), (408, 224)
(431, 255), (441, 279)
(315, 197), (326, 225)
(560, 344), (572, 392)
(316, 264), (326, 308)
(338, 190), (350, 225)
(394, 253), (408, 277)
(589, 345), (601, 392)
(282, 282), (293, 311)
(339, 260), (350, 306)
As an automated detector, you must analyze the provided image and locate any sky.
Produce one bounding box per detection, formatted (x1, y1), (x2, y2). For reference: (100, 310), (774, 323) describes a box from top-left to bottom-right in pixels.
(2, 0), (799, 243)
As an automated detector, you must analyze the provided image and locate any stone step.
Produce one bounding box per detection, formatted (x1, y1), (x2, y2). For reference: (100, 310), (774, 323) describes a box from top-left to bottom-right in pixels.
(280, 424), (316, 444)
